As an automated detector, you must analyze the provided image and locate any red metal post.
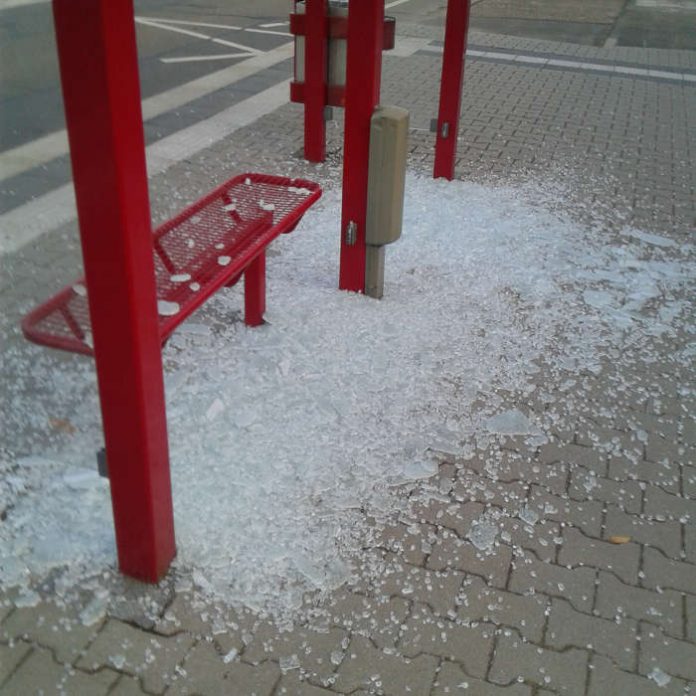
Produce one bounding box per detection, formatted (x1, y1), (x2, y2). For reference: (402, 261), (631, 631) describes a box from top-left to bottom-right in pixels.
(339, 0), (384, 292)
(433, 0), (471, 180)
(304, 0), (328, 162)
(244, 252), (266, 326)
(52, 0), (176, 582)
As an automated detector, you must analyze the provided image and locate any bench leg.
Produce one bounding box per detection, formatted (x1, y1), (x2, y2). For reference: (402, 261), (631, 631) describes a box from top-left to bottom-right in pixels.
(244, 252), (266, 326)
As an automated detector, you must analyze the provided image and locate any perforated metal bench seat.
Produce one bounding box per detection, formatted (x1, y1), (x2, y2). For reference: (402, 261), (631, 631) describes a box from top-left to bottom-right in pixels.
(22, 173), (322, 356)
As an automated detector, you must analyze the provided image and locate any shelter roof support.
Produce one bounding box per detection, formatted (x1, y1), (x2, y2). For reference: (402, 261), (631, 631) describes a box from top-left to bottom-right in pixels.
(52, 0), (176, 582)
(339, 0), (384, 292)
(303, 0), (328, 162)
(434, 0), (472, 180)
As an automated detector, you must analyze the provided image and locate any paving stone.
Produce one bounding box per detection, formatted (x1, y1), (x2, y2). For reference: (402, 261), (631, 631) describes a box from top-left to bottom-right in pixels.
(1, 599), (103, 663)
(153, 592), (221, 637)
(432, 660), (532, 695)
(375, 556), (465, 617)
(546, 598), (637, 670)
(574, 425), (643, 460)
(644, 484), (696, 522)
(498, 517), (560, 562)
(527, 485), (604, 537)
(687, 594), (696, 642)
(489, 630), (588, 695)
(275, 672), (335, 695)
(333, 635), (438, 695)
(645, 433), (681, 464)
(0, 640), (31, 685)
(588, 654), (690, 696)
(453, 469), (528, 510)
(569, 466), (643, 514)
(509, 553), (596, 613)
(608, 455), (680, 494)
(0, 598), (14, 626)
(538, 442), (607, 476)
(373, 520), (435, 567)
(1, 645), (118, 696)
(595, 570), (684, 638)
(639, 623), (696, 683)
(167, 640), (279, 696)
(457, 575), (548, 643)
(398, 603), (494, 678)
(427, 531), (513, 589)
(683, 465), (696, 498)
(77, 618), (194, 694)
(243, 622), (346, 685)
(642, 547), (696, 594)
(558, 527), (641, 585)
(109, 674), (150, 696)
(325, 590), (409, 650)
(682, 416), (696, 447)
(494, 453), (569, 496)
(616, 412), (679, 443)
(410, 498), (485, 538)
(604, 506), (683, 559)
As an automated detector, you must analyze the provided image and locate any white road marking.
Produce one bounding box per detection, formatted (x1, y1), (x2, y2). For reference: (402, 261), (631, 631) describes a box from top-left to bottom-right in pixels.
(136, 16), (242, 30)
(0, 80), (291, 255)
(0, 42), (293, 183)
(136, 17), (212, 41)
(160, 52), (252, 64)
(135, 16), (262, 62)
(422, 44), (692, 83)
(259, 22), (289, 28)
(243, 28), (293, 37)
(210, 36), (261, 52)
(635, 0), (696, 8)
(385, 0), (415, 8)
(136, 17), (260, 54)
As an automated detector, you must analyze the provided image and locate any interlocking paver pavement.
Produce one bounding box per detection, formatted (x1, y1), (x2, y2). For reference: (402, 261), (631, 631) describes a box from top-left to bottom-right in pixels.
(1, 4), (696, 696)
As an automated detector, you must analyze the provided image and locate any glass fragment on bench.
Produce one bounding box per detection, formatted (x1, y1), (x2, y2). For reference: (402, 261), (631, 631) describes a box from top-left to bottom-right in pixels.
(288, 186), (312, 195)
(158, 300), (180, 316)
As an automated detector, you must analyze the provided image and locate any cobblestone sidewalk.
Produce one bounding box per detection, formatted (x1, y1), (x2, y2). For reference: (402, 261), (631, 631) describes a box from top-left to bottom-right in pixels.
(1, 17), (695, 696)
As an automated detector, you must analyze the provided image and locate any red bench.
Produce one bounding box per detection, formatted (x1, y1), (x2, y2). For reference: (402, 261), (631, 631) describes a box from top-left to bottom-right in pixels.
(22, 173), (322, 356)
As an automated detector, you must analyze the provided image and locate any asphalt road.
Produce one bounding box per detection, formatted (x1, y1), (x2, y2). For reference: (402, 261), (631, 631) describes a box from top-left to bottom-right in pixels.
(0, 0), (293, 152)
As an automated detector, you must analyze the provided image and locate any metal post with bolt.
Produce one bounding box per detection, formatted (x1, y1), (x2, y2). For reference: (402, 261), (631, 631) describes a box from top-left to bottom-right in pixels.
(433, 0), (472, 180)
(52, 0), (176, 582)
(303, 0), (328, 162)
(339, 0), (384, 293)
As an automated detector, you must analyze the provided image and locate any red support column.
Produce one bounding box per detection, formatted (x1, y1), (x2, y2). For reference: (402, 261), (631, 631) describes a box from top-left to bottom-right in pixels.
(52, 0), (176, 582)
(433, 0), (471, 180)
(339, 0), (384, 292)
(304, 0), (328, 162)
(244, 252), (266, 327)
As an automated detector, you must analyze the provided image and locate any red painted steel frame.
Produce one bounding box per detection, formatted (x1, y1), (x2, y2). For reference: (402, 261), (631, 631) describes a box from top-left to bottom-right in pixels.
(52, 0), (176, 581)
(433, 0), (472, 180)
(304, 0), (328, 162)
(338, 0), (384, 292)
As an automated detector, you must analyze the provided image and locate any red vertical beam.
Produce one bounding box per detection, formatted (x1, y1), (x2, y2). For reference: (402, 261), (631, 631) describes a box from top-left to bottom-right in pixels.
(244, 252), (266, 327)
(52, 0), (176, 582)
(433, 0), (471, 180)
(304, 0), (328, 162)
(339, 0), (384, 292)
